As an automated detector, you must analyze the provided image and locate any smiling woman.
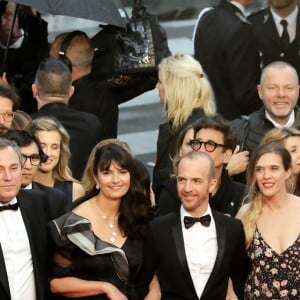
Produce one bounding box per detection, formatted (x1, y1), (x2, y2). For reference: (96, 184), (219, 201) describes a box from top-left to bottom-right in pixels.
(48, 142), (155, 299)
(27, 116), (85, 203)
(237, 142), (300, 299)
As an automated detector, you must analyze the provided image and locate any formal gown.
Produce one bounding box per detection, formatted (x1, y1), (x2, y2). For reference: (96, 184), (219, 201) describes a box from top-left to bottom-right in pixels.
(245, 229), (300, 299)
(48, 212), (143, 300)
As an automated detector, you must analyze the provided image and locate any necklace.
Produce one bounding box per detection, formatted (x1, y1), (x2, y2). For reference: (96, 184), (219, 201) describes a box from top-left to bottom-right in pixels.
(100, 214), (118, 243)
(95, 199), (118, 243)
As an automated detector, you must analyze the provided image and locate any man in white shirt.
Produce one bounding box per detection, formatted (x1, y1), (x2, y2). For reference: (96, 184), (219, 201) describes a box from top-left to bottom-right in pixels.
(140, 151), (248, 299)
(250, 0), (300, 83)
(0, 138), (52, 300)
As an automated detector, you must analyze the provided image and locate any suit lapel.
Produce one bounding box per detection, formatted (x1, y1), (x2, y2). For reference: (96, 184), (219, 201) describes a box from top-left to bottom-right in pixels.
(17, 191), (44, 300)
(264, 10), (282, 46)
(171, 216), (198, 296)
(201, 211), (226, 299)
(0, 245), (11, 299)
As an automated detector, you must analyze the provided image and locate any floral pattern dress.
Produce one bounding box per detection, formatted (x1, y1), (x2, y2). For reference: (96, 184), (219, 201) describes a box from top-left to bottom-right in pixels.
(245, 229), (300, 299)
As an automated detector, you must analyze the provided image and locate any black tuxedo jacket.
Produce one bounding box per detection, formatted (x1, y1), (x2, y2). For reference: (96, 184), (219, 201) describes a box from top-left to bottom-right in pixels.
(194, 0), (261, 120)
(250, 7), (300, 81)
(31, 182), (69, 219)
(31, 102), (103, 180)
(0, 189), (53, 300)
(140, 210), (249, 299)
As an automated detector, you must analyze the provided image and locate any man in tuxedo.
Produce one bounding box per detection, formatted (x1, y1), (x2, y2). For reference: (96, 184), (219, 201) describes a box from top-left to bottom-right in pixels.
(140, 151), (249, 299)
(250, 0), (300, 82)
(0, 138), (52, 299)
(193, 0), (261, 120)
(30, 58), (104, 180)
(5, 129), (68, 217)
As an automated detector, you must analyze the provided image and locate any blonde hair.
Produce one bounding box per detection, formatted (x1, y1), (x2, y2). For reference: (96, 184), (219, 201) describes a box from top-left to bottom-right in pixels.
(81, 138), (132, 192)
(241, 142), (292, 247)
(27, 116), (76, 182)
(158, 53), (216, 131)
(11, 110), (32, 130)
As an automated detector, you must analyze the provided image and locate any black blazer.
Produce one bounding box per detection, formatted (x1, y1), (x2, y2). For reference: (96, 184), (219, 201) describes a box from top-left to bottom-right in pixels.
(250, 7), (300, 81)
(140, 210), (249, 300)
(0, 189), (53, 300)
(31, 102), (103, 180)
(194, 0), (261, 120)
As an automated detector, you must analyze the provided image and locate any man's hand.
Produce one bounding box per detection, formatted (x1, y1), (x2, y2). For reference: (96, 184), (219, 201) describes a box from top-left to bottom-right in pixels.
(226, 145), (249, 176)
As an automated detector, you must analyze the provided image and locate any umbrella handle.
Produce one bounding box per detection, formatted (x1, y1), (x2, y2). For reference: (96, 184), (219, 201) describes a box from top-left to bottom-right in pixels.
(2, 3), (20, 74)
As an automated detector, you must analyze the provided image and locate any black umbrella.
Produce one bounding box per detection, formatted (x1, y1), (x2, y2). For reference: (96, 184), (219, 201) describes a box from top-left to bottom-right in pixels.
(16, 0), (127, 28)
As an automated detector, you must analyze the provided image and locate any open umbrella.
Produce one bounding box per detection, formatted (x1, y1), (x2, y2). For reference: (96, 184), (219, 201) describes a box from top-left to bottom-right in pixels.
(16, 0), (127, 28)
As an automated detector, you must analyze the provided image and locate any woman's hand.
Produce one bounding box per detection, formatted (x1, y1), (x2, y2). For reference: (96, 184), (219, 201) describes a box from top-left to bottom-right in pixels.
(101, 282), (128, 300)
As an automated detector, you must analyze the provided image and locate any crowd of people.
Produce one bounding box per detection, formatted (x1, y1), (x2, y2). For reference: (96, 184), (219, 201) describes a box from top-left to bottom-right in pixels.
(0, 0), (299, 299)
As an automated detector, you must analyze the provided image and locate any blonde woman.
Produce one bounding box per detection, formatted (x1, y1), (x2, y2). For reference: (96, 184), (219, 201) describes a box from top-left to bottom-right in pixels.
(260, 127), (300, 196)
(153, 52), (216, 198)
(237, 142), (300, 299)
(27, 116), (84, 204)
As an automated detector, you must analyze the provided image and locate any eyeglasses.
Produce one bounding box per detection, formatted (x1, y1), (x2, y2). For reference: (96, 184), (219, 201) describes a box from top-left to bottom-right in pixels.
(0, 112), (15, 122)
(188, 139), (226, 152)
(21, 154), (41, 166)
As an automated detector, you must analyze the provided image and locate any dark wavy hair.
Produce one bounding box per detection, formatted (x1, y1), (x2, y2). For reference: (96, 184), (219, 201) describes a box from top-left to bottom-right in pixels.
(73, 143), (150, 238)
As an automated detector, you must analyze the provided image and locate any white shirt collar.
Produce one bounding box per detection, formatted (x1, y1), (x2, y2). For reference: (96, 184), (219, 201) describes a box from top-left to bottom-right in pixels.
(180, 204), (212, 221)
(230, 1), (247, 16)
(270, 6), (298, 41)
(265, 110), (295, 128)
(0, 197), (18, 206)
(23, 183), (33, 190)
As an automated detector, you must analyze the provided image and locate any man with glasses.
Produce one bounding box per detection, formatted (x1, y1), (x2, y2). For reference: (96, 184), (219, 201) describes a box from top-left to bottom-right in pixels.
(158, 114), (245, 217)
(0, 83), (19, 136)
(5, 130), (68, 217)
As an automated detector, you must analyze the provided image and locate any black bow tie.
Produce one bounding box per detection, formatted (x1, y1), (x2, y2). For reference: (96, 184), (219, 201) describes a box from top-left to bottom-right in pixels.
(0, 203), (19, 212)
(184, 215), (211, 229)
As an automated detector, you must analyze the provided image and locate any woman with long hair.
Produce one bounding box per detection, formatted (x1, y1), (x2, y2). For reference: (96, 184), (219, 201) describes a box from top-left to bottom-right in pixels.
(48, 143), (156, 299)
(237, 142), (300, 299)
(27, 116), (84, 203)
(260, 127), (300, 196)
(153, 52), (216, 199)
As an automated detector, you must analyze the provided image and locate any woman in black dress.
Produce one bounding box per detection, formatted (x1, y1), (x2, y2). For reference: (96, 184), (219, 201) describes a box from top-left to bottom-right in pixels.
(48, 143), (153, 299)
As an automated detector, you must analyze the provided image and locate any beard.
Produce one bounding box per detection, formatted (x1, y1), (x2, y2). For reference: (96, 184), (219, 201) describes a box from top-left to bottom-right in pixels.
(0, 125), (10, 136)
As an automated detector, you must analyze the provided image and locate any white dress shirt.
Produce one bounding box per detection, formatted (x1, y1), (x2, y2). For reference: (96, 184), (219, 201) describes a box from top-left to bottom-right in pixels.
(0, 198), (36, 300)
(265, 110), (295, 128)
(181, 205), (217, 299)
(271, 6), (298, 42)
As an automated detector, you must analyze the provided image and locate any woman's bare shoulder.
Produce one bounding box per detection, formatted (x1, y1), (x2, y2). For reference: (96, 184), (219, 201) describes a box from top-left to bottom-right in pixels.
(236, 202), (251, 220)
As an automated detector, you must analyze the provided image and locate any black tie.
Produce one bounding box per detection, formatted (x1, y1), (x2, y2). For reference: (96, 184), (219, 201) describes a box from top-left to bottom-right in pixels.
(280, 19), (290, 49)
(0, 203), (19, 212)
(184, 215), (211, 229)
